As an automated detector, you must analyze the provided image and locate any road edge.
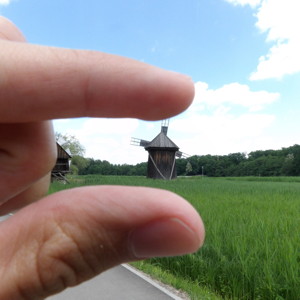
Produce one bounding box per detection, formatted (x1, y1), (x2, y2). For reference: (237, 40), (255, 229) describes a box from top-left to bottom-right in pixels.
(122, 264), (189, 300)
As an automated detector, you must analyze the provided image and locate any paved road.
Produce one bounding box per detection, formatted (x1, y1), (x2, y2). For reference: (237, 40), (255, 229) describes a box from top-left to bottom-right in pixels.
(48, 265), (183, 300)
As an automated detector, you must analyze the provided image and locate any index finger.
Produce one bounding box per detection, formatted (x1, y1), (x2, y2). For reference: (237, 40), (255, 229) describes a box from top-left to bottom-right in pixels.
(0, 41), (194, 123)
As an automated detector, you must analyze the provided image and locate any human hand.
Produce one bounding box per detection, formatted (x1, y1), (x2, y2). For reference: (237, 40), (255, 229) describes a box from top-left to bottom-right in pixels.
(0, 17), (205, 299)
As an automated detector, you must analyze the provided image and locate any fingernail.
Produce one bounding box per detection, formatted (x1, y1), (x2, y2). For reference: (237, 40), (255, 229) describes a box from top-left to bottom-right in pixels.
(128, 218), (201, 258)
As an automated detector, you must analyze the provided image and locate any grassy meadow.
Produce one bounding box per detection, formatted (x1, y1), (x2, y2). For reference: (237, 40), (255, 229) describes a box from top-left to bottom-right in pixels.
(49, 176), (300, 299)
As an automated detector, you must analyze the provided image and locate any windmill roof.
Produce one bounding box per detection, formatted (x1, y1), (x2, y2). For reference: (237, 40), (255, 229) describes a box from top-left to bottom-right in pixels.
(56, 142), (72, 159)
(145, 132), (179, 150)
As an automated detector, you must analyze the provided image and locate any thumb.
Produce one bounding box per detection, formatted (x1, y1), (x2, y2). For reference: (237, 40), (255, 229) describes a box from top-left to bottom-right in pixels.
(0, 186), (205, 299)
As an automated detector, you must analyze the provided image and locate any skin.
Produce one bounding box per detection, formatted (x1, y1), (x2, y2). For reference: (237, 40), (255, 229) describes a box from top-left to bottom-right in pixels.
(0, 17), (205, 300)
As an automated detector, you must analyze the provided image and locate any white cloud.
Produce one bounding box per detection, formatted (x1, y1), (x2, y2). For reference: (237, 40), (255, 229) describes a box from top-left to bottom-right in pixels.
(0, 0), (12, 5)
(193, 81), (279, 112)
(168, 81), (278, 156)
(75, 118), (138, 136)
(72, 119), (143, 164)
(172, 112), (275, 156)
(250, 0), (300, 80)
(226, 0), (300, 80)
(255, 0), (299, 42)
(54, 118), (148, 164)
(250, 40), (300, 80)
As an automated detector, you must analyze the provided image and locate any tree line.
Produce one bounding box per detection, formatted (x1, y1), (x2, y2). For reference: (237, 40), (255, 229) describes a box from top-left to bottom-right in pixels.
(56, 133), (300, 177)
(177, 144), (300, 177)
(71, 156), (147, 176)
(70, 144), (300, 177)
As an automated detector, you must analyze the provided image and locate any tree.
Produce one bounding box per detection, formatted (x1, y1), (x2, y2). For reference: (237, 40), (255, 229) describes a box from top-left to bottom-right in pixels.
(281, 145), (300, 175)
(55, 132), (85, 156)
(185, 162), (193, 175)
(176, 158), (188, 176)
(71, 155), (90, 175)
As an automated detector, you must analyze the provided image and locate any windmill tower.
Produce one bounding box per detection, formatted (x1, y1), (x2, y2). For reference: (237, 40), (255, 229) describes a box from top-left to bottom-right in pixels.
(131, 120), (187, 180)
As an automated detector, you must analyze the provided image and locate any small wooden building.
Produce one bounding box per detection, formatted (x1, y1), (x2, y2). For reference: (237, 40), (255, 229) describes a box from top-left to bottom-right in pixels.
(131, 120), (187, 180)
(51, 143), (72, 181)
(145, 130), (179, 180)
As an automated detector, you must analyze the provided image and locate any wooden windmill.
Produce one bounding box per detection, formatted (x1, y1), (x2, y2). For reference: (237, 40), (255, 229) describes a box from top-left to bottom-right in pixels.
(131, 120), (188, 180)
(51, 142), (72, 182)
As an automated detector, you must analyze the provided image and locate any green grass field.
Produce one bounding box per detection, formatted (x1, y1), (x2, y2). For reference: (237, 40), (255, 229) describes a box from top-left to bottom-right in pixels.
(49, 176), (300, 299)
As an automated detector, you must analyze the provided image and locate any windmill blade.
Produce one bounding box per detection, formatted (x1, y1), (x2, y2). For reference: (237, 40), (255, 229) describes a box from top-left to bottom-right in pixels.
(130, 137), (150, 147)
(176, 151), (190, 159)
(139, 139), (150, 147)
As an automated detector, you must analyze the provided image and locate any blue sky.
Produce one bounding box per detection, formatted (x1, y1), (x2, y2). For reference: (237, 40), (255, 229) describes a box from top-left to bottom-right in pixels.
(1, 0), (300, 164)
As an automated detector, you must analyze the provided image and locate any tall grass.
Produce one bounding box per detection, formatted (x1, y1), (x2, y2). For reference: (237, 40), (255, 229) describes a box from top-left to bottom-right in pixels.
(50, 176), (300, 299)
